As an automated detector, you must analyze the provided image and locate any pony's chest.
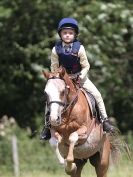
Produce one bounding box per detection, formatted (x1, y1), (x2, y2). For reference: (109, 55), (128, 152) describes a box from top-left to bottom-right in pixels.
(56, 115), (87, 138)
(57, 121), (79, 136)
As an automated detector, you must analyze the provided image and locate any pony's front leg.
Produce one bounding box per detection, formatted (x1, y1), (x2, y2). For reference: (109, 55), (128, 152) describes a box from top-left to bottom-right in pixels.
(65, 126), (88, 175)
(66, 125), (87, 163)
(49, 130), (64, 165)
(67, 132), (79, 162)
(65, 131), (78, 175)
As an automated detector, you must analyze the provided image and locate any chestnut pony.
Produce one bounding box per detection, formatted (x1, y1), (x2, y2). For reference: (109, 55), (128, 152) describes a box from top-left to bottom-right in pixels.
(43, 67), (120, 177)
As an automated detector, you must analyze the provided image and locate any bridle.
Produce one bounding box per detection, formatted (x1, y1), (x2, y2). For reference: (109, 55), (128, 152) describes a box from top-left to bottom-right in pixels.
(44, 76), (80, 126)
(46, 76), (69, 112)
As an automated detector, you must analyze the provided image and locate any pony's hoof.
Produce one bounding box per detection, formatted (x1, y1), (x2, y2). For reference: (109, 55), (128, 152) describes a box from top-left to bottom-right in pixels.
(65, 163), (77, 175)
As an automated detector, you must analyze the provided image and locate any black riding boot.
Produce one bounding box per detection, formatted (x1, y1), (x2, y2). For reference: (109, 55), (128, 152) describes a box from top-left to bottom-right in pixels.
(102, 118), (115, 133)
(40, 127), (51, 140)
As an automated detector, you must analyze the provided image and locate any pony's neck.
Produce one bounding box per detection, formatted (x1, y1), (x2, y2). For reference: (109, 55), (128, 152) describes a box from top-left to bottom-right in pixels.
(64, 73), (76, 93)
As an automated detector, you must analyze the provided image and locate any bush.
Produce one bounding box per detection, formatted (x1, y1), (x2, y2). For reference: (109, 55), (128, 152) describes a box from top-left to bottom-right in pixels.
(0, 116), (62, 176)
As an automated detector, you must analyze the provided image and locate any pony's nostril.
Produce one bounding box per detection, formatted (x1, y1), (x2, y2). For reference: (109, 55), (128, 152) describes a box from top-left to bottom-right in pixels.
(57, 116), (61, 124)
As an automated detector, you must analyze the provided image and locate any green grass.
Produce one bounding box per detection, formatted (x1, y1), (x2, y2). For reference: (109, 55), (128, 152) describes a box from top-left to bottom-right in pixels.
(21, 159), (132, 177)
(1, 157), (132, 177)
(0, 124), (132, 177)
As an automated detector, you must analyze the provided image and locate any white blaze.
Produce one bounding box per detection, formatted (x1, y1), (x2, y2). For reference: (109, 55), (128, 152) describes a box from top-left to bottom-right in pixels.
(45, 79), (65, 126)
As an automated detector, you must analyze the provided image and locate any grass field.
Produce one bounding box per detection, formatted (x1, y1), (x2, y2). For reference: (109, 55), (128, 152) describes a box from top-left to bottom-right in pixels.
(3, 157), (132, 177)
(1, 129), (132, 177)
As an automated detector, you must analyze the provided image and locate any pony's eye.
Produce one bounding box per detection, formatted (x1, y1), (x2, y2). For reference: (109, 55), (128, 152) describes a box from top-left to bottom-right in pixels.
(60, 91), (65, 97)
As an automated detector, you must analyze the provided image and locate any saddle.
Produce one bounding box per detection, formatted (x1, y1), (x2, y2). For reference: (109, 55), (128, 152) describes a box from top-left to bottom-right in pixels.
(70, 76), (101, 121)
(80, 88), (101, 122)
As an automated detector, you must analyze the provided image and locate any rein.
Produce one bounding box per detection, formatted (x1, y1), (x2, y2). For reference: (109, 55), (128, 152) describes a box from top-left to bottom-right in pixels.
(61, 89), (80, 114)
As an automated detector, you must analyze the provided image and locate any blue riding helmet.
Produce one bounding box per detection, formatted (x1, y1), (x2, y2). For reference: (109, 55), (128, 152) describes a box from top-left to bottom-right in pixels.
(58, 17), (79, 34)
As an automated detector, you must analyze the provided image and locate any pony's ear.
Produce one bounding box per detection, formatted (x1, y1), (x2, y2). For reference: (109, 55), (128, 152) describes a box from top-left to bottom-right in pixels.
(42, 70), (50, 79)
(59, 66), (66, 78)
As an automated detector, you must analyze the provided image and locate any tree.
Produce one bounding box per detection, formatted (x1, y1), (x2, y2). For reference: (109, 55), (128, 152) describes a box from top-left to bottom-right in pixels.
(0, 0), (132, 132)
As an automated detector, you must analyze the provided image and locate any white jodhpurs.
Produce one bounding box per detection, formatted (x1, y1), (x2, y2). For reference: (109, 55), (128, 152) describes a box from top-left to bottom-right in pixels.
(81, 77), (107, 119)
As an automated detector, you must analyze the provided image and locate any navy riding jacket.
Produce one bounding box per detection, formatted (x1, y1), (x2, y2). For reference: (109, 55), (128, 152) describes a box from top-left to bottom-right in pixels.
(55, 40), (82, 74)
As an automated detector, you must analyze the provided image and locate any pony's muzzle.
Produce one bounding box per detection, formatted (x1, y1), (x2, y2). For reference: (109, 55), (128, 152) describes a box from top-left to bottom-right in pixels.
(50, 115), (61, 126)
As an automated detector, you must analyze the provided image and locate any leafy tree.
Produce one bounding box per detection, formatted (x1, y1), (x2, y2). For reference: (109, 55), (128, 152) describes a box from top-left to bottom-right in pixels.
(0, 0), (132, 132)
(0, 0), (64, 128)
(69, 1), (133, 132)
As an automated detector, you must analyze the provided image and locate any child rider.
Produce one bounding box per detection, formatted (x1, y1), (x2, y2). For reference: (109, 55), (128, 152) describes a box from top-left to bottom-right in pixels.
(41, 17), (115, 140)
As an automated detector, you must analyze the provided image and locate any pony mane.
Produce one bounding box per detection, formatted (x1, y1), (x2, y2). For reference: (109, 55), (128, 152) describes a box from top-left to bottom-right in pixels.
(56, 67), (76, 92)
